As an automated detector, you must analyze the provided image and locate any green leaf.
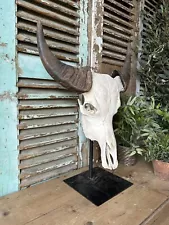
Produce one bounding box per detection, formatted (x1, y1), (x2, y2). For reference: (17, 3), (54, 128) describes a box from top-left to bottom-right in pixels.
(136, 148), (144, 155)
(129, 151), (136, 156)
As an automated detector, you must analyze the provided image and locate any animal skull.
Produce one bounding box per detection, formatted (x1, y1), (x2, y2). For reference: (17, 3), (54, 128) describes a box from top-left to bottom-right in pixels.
(36, 21), (131, 170)
(78, 73), (124, 170)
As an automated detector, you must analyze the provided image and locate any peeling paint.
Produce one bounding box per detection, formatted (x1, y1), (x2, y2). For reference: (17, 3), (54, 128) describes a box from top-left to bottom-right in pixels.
(0, 92), (16, 101)
(95, 36), (102, 54)
(18, 54), (77, 80)
(78, 0), (90, 168)
(0, 42), (7, 47)
(16, 0), (80, 64)
(0, 0), (19, 197)
(18, 136), (77, 151)
(1, 53), (10, 62)
(90, 0), (104, 72)
(79, 0), (89, 66)
(18, 121), (77, 130)
(20, 161), (77, 188)
(18, 145), (76, 159)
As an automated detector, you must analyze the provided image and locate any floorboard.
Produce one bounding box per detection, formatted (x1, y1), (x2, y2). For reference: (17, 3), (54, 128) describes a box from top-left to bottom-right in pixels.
(0, 160), (169, 225)
(140, 199), (169, 225)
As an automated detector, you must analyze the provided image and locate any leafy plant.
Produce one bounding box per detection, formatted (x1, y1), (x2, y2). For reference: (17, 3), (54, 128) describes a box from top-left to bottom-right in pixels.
(139, 0), (169, 107)
(115, 94), (169, 162)
(144, 131), (169, 162)
(114, 96), (158, 156)
(142, 103), (169, 162)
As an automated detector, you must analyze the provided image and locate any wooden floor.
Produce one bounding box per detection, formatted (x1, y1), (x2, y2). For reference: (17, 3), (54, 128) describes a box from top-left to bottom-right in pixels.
(0, 159), (169, 225)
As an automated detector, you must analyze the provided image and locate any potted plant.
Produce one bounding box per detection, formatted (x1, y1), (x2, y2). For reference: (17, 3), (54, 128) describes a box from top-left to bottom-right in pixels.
(114, 95), (161, 166)
(137, 0), (169, 180)
(144, 131), (169, 180)
(143, 106), (169, 180)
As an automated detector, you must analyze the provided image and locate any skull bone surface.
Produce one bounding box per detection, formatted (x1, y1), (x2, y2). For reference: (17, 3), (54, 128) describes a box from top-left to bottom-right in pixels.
(37, 21), (131, 171)
(78, 73), (124, 170)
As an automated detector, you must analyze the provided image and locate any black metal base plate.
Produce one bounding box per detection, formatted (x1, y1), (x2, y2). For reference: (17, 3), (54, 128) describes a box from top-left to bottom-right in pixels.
(64, 167), (133, 206)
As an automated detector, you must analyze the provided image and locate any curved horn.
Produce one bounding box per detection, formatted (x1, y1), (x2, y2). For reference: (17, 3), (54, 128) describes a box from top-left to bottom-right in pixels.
(120, 42), (131, 91)
(110, 43), (131, 92)
(37, 21), (92, 92)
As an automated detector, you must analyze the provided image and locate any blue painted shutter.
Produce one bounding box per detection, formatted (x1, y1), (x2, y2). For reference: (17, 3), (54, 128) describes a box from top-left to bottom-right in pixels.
(16, 0), (80, 188)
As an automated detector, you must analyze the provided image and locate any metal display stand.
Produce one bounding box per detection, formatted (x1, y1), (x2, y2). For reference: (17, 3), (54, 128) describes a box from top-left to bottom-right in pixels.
(64, 140), (133, 206)
(89, 140), (94, 179)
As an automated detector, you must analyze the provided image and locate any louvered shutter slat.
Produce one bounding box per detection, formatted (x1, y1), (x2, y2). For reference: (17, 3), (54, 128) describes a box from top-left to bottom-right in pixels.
(18, 78), (78, 187)
(17, 22), (78, 44)
(17, 44), (79, 62)
(104, 3), (133, 22)
(102, 58), (124, 66)
(17, 0), (79, 62)
(103, 19), (132, 36)
(17, 34), (79, 54)
(103, 43), (127, 55)
(106, 0), (134, 14)
(17, 78), (66, 89)
(17, 1), (79, 27)
(103, 35), (128, 48)
(31, 0), (79, 17)
(102, 0), (134, 66)
(103, 27), (131, 41)
(16, 0), (80, 188)
(145, 0), (157, 10)
(120, 0), (134, 7)
(54, 0), (80, 9)
(141, 0), (159, 60)
(20, 162), (77, 188)
(17, 11), (79, 35)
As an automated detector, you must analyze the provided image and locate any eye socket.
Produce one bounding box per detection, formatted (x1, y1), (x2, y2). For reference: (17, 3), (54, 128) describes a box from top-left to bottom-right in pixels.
(84, 103), (96, 112)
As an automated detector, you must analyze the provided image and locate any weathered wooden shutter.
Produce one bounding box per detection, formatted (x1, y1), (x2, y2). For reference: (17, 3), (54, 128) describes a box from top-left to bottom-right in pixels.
(141, 0), (159, 61)
(102, 0), (134, 67)
(16, 0), (80, 188)
(17, 0), (79, 62)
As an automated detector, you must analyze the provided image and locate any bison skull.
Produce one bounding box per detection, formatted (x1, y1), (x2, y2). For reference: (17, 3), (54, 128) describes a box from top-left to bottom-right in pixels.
(36, 21), (131, 170)
(78, 73), (124, 170)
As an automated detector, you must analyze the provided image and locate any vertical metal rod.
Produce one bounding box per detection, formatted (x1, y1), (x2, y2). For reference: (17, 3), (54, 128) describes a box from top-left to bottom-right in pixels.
(89, 140), (93, 179)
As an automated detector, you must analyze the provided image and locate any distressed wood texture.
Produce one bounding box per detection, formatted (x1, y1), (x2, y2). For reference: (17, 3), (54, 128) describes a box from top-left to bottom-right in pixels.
(16, 0), (81, 188)
(78, 0), (91, 168)
(101, 0), (139, 94)
(89, 0), (104, 72)
(16, 0), (91, 189)
(140, 0), (159, 62)
(126, 0), (140, 94)
(16, 0), (80, 63)
(0, 160), (169, 225)
(0, 0), (19, 196)
(18, 75), (79, 188)
(140, 199), (169, 225)
(102, 0), (134, 67)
